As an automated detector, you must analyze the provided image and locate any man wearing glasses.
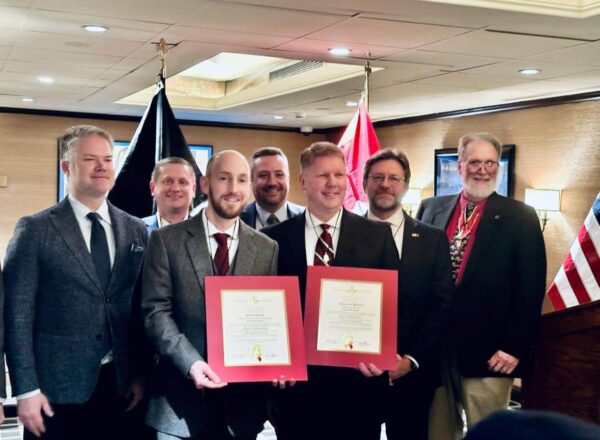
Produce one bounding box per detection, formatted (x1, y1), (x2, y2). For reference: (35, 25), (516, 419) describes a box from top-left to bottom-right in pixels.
(363, 148), (454, 440)
(416, 133), (546, 440)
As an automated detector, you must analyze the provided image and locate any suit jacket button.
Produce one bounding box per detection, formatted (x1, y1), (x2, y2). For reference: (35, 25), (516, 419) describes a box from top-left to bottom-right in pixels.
(105, 297), (110, 303)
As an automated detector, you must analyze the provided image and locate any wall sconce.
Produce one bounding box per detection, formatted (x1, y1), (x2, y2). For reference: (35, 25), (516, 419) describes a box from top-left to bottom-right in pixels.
(403, 188), (422, 217)
(525, 188), (561, 232)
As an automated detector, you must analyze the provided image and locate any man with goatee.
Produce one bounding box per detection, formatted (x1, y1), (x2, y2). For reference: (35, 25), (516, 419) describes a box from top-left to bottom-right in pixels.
(417, 133), (546, 440)
(241, 147), (303, 229)
(142, 150), (278, 440)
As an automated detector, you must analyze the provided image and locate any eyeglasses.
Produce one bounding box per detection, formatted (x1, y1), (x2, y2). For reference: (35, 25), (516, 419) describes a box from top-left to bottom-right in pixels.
(367, 174), (406, 185)
(463, 160), (500, 172)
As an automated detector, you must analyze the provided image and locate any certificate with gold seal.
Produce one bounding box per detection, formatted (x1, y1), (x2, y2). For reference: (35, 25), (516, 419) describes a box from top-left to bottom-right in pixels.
(206, 276), (307, 382)
(304, 266), (398, 370)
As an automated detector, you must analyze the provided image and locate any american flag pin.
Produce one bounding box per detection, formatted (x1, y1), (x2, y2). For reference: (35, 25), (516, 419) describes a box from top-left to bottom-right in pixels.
(494, 215), (500, 220)
(412, 233), (419, 237)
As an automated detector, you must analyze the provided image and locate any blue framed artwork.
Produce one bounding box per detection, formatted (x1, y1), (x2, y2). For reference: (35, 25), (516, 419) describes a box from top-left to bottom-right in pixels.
(57, 141), (213, 201)
(434, 144), (515, 197)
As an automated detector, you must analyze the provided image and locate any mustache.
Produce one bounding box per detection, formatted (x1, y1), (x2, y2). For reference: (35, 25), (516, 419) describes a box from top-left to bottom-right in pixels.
(262, 184), (283, 191)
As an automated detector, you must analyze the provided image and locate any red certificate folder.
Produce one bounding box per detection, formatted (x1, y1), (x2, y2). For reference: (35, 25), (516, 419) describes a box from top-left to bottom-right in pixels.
(304, 266), (398, 370)
(205, 276), (307, 383)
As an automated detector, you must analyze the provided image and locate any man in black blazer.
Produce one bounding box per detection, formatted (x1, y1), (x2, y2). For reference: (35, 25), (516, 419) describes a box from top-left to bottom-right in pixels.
(416, 133), (546, 440)
(240, 147), (303, 229)
(362, 148), (454, 440)
(264, 142), (399, 440)
(4, 125), (148, 440)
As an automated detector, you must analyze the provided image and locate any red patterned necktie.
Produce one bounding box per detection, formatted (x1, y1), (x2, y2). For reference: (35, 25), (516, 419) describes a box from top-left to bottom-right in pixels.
(213, 233), (230, 275)
(314, 224), (334, 266)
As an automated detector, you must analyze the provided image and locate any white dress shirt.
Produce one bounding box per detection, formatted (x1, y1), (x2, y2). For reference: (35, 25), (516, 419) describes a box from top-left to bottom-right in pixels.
(304, 209), (343, 266)
(202, 209), (240, 267)
(255, 203), (289, 229)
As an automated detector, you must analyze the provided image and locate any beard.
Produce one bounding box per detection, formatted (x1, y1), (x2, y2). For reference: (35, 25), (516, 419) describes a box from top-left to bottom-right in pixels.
(256, 184), (286, 210)
(463, 174), (499, 200)
(370, 191), (401, 213)
(209, 190), (244, 220)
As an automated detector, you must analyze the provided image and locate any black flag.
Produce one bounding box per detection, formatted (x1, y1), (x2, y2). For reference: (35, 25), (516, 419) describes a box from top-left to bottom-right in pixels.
(108, 75), (206, 218)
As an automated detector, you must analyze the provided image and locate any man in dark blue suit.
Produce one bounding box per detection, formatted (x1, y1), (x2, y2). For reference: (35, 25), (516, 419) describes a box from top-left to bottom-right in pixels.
(362, 148), (454, 440)
(240, 147), (303, 229)
(416, 133), (546, 440)
(4, 125), (148, 440)
(142, 157), (196, 232)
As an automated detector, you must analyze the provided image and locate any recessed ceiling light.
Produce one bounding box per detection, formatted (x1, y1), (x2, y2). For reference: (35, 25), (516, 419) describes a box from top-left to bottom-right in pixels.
(38, 76), (54, 84)
(273, 115), (284, 120)
(346, 100), (358, 107)
(82, 25), (108, 33)
(21, 97), (35, 102)
(329, 47), (351, 56)
(519, 68), (541, 76)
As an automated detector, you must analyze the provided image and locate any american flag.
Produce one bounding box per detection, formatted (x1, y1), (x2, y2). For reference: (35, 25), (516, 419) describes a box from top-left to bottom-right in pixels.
(547, 192), (600, 310)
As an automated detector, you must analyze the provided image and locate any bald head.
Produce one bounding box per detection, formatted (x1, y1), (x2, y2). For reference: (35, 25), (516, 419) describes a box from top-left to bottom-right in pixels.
(201, 150), (251, 225)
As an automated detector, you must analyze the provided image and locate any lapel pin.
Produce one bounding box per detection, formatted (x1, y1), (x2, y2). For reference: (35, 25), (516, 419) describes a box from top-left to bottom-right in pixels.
(494, 215), (501, 220)
(411, 233), (420, 238)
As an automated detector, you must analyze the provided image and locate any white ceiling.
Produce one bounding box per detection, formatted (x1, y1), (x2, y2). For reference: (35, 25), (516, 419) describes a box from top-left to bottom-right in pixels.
(1, 0), (600, 129)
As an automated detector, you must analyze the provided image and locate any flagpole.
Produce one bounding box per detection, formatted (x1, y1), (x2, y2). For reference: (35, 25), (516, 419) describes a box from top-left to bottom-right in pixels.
(363, 61), (372, 111)
(153, 38), (177, 88)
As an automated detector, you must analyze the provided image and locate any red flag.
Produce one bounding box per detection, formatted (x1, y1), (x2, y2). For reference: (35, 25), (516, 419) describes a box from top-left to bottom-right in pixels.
(547, 192), (600, 310)
(337, 102), (381, 210)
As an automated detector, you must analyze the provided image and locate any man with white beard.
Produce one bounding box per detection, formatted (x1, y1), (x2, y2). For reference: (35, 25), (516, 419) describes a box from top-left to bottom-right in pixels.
(416, 133), (546, 440)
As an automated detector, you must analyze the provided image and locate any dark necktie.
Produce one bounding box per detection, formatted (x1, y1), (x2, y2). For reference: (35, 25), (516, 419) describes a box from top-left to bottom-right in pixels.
(266, 214), (279, 226)
(213, 233), (230, 275)
(87, 212), (111, 290)
(314, 224), (334, 266)
(449, 202), (476, 280)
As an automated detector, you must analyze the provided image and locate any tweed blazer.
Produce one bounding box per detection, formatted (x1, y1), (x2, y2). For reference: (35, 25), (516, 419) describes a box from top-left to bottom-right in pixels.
(3, 198), (147, 403)
(142, 214), (278, 438)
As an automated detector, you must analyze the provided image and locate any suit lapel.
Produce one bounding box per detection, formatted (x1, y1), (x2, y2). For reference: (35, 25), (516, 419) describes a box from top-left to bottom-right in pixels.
(233, 221), (257, 275)
(335, 210), (357, 267)
(399, 212), (419, 267)
(49, 199), (104, 293)
(106, 204), (129, 294)
(287, 213), (308, 269)
(184, 216), (213, 292)
(432, 195), (460, 229)
(460, 193), (504, 285)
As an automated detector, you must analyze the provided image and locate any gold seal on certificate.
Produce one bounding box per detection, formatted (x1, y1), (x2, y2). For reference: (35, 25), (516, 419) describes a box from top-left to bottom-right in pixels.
(316, 279), (383, 354)
(221, 290), (291, 366)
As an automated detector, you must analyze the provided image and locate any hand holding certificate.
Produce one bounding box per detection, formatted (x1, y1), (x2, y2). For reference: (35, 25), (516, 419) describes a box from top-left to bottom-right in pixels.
(205, 276), (307, 383)
(304, 266), (398, 370)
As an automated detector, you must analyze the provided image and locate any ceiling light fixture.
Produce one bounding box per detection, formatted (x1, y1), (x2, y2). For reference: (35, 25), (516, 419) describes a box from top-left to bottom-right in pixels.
(519, 68), (541, 76)
(346, 100), (358, 107)
(38, 76), (54, 84)
(329, 47), (351, 56)
(82, 25), (108, 33)
(273, 115), (284, 120)
(21, 97), (35, 102)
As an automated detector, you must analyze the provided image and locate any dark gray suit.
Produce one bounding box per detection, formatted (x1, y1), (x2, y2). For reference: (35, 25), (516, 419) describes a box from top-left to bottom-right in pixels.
(142, 214), (278, 438)
(3, 198), (147, 403)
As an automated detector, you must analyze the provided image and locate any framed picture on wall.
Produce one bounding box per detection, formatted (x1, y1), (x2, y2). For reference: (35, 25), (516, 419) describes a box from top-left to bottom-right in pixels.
(434, 144), (515, 197)
(57, 141), (213, 201)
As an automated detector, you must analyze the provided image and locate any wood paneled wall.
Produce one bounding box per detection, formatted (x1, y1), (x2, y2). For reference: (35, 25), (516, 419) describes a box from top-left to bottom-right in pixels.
(2, 99), (599, 314)
(0, 112), (323, 260)
(327, 100), (600, 313)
